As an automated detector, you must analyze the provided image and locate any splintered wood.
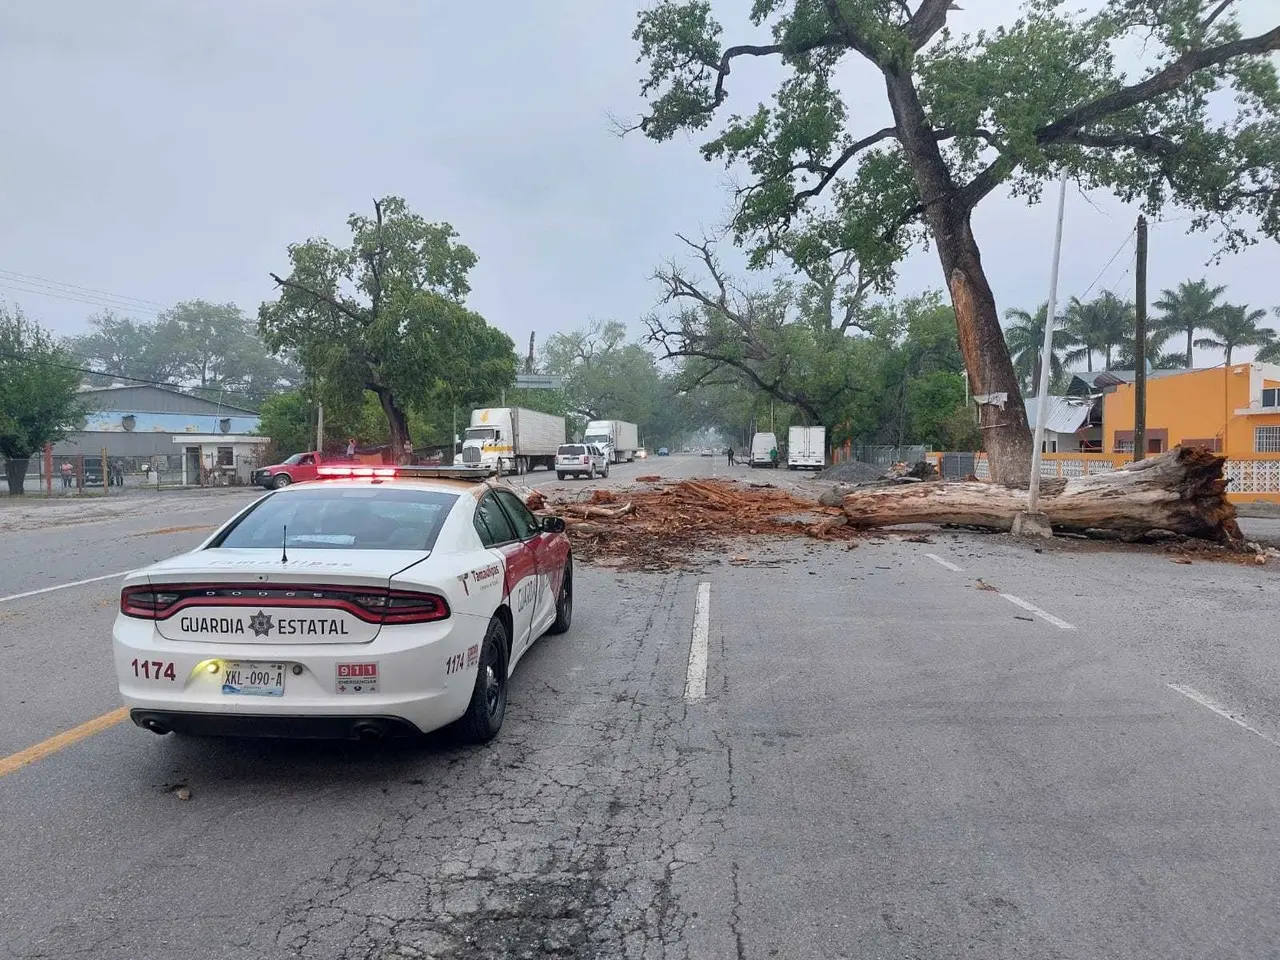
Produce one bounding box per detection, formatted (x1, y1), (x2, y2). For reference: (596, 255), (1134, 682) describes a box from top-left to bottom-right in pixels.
(526, 478), (855, 571)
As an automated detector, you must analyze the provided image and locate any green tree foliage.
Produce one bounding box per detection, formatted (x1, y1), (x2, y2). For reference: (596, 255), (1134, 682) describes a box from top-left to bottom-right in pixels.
(540, 319), (667, 430)
(1196, 303), (1277, 364)
(1154, 279), (1229, 369)
(259, 197), (516, 453)
(632, 0), (1280, 479)
(1062, 292), (1134, 373)
(0, 304), (85, 495)
(1003, 303), (1065, 393)
(65, 302), (300, 407)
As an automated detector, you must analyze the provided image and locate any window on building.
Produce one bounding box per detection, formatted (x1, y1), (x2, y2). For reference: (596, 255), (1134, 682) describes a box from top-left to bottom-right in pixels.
(1041, 439), (1058, 453)
(217, 446), (234, 467)
(1113, 439), (1134, 453)
(1263, 387), (1279, 409)
(1256, 426), (1280, 453)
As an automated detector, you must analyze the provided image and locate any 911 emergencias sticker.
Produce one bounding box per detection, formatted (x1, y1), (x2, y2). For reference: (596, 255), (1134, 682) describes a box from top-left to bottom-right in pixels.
(336, 662), (379, 694)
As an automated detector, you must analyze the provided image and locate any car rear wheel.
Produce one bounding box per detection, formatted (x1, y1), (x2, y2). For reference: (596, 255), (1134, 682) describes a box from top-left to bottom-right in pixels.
(588, 464), (596, 480)
(602, 462), (609, 478)
(273, 473), (292, 489)
(557, 472), (567, 481)
(547, 559), (573, 635)
(455, 617), (508, 744)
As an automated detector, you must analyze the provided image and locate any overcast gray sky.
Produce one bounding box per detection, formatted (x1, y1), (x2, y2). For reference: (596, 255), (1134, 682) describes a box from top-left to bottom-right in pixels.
(1, 1), (1276, 366)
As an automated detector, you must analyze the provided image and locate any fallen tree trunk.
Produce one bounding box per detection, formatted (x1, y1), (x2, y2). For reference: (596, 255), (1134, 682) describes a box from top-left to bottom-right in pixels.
(839, 447), (1242, 543)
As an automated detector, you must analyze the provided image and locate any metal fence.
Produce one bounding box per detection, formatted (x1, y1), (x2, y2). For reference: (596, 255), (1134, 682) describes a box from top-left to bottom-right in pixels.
(850, 444), (929, 467)
(5, 449), (267, 496)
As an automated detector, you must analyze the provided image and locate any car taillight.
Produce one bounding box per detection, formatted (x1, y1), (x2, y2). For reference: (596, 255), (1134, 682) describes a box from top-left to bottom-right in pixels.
(582, 456), (590, 463)
(120, 586), (182, 619)
(352, 590), (451, 624)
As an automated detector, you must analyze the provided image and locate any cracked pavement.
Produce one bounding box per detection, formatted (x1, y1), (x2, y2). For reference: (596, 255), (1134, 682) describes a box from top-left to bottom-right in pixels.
(5, 456), (1280, 959)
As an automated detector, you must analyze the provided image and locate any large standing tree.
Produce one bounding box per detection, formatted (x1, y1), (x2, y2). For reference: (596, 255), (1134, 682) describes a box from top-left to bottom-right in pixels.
(0, 304), (85, 495)
(632, 0), (1280, 480)
(258, 197), (516, 451)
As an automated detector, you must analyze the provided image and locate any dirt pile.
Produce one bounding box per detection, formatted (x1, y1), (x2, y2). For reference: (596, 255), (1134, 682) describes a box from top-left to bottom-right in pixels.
(523, 478), (857, 571)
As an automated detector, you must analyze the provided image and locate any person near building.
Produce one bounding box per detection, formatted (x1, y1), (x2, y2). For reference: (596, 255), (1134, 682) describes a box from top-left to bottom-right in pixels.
(60, 461), (73, 490)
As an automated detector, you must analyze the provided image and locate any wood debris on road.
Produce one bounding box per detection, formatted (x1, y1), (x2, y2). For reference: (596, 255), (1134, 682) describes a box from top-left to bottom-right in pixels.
(521, 477), (859, 570)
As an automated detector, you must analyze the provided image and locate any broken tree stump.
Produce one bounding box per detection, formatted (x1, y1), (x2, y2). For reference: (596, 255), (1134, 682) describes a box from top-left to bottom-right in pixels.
(838, 447), (1242, 543)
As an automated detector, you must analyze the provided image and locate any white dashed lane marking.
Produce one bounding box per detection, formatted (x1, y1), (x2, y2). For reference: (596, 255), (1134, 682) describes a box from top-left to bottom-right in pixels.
(999, 593), (1076, 630)
(1167, 683), (1280, 749)
(0, 570), (130, 605)
(684, 582), (711, 701)
(924, 553), (963, 572)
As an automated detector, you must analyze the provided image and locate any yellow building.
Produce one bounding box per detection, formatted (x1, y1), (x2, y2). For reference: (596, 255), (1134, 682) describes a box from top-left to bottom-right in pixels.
(1102, 363), (1280, 457)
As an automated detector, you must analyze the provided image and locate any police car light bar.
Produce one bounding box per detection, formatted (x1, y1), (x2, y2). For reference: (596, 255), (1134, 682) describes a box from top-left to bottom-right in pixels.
(314, 464), (498, 481)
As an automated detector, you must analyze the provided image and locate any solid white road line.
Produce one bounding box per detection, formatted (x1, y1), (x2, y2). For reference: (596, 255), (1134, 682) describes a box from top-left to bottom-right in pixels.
(924, 553), (963, 572)
(0, 570), (131, 605)
(999, 593), (1076, 630)
(684, 582), (711, 701)
(1167, 683), (1280, 748)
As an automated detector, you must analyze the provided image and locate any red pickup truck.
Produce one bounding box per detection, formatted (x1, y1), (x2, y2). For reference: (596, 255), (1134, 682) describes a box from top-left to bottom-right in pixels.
(251, 451), (357, 489)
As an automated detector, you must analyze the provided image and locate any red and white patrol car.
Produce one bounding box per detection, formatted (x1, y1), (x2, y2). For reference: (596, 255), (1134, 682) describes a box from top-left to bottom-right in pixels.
(112, 465), (572, 742)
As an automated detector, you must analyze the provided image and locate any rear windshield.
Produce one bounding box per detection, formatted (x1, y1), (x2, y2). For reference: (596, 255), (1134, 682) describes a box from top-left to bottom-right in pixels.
(210, 488), (458, 551)
(558, 445), (587, 456)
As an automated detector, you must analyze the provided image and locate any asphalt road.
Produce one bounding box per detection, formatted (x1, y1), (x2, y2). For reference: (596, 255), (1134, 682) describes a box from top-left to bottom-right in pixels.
(3, 455), (1280, 959)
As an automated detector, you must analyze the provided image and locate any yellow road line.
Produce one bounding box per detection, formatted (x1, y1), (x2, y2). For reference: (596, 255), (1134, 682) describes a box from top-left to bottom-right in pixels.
(0, 707), (129, 778)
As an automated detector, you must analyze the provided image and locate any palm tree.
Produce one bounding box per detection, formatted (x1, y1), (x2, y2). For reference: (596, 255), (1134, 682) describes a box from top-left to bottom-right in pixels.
(1062, 292), (1133, 371)
(1153, 280), (1228, 369)
(1259, 309), (1280, 364)
(1196, 304), (1277, 365)
(1004, 303), (1067, 394)
(1116, 329), (1184, 371)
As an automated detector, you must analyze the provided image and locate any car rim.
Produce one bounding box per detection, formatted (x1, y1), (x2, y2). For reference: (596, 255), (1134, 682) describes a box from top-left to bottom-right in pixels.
(483, 637), (504, 719)
(561, 568), (572, 621)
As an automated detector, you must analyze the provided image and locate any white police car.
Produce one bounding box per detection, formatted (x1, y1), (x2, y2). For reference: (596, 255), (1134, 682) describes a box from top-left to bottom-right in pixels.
(113, 465), (573, 742)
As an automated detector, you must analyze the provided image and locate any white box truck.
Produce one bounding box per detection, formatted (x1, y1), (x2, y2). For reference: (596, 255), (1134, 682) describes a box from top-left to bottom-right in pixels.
(787, 426), (826, 470)
(750, 431), (779, 468)
(583, 419), (640, 464)
(454, 407), (565, 475)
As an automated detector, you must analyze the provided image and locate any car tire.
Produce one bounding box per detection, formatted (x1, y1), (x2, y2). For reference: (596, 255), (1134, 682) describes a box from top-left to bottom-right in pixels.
(273, 474), (292, 489)
(588, 465), (596, 480)
(455, 617), (509, 744)
(546, 559), (573, 635)
(602, 462), (609, 479)
(557, 472), (566, 481)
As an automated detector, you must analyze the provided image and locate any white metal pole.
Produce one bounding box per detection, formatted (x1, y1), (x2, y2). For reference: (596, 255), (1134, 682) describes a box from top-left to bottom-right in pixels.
(1027, 171), (1068, 515)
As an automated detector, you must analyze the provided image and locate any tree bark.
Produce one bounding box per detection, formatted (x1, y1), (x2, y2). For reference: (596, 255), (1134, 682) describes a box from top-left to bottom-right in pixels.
(4, 457), (30, 496)
(883, 70), (1033, 485)
(371, 386), (410, 457)
(838, 447), (1240, 543)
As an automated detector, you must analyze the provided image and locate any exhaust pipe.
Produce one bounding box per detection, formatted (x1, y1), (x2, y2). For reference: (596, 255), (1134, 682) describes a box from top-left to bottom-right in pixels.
(144, 718), (171, 736)
(352, 721), (385, 742)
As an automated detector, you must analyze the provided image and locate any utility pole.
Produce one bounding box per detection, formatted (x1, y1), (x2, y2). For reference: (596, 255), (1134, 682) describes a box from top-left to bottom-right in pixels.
(1019, 171), (1069, 537)
(1133, 215), (1148, 461)
(316, 402), (324, 453)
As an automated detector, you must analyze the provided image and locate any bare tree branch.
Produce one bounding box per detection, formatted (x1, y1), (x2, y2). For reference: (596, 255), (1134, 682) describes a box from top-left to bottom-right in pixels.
(269, 273), (364, 324)
(907, 0), (957, 51)
(365, 199), (386, 325)
(1038, 25), (1280, 143)
(1201, 0), (1236, 31)
(792, 126), (899, 210)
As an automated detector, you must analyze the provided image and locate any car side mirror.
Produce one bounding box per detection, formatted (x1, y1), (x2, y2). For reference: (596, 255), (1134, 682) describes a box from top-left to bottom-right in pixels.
(540, 516), (566, 534)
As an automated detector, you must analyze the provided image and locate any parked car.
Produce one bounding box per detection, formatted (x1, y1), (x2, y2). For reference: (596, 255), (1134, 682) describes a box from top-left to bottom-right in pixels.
(555, 443), (609, 480)
(114, 465), (573, 743)
(700, 448), (713, 457)
(657, 447), (669, 456)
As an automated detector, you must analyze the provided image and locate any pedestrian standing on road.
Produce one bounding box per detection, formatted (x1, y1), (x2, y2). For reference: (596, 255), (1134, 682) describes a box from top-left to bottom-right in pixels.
(769, 446), (778, 468)
(346, 437), (356, 458)
(727, 447), (735, 466)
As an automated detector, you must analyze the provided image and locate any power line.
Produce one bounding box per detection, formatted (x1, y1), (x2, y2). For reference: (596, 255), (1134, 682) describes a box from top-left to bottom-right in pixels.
(0, 281), (166, 318)
(0, 268), (170, 312)
(1079, 228), (1136, 301)
(0, 348), (187, 390)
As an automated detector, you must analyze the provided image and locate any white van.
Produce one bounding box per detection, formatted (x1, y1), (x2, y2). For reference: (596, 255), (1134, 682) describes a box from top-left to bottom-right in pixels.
(750, 432), (778, 468)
